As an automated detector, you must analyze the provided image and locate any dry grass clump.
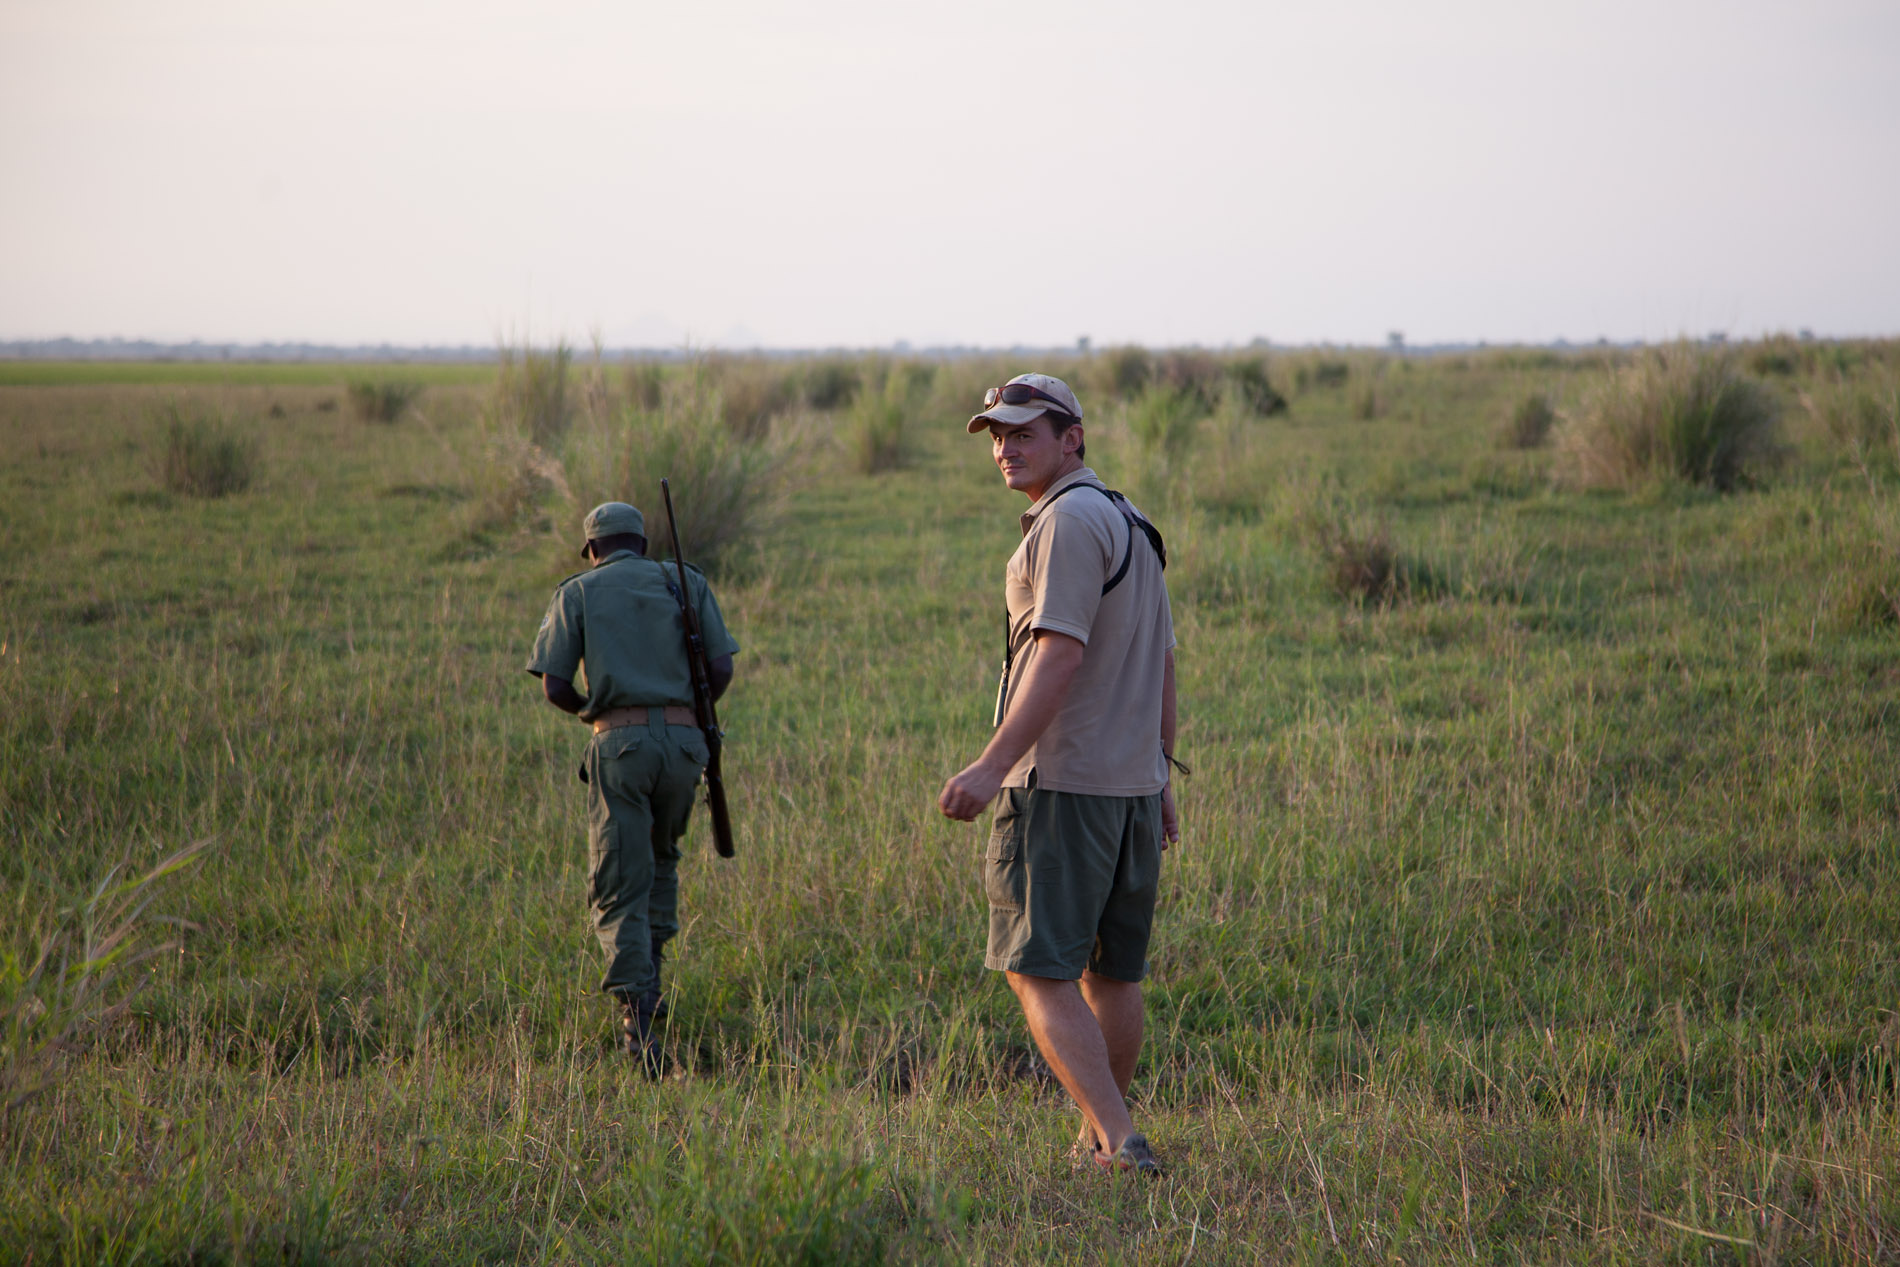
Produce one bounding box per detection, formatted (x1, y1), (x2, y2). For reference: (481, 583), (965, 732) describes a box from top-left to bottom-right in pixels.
(3, 844), (204, 1114)
(154, 404), (259, 498)
(1153, 350), (1225, 411)
(343, 379), (425, 423)
(625, 361), (666, 411)
(497, 341), (572, 448)
(1746, 333), (1803, 377)
(846, 367), (913, 474)
(1802, 369), (1899, 471)
(1092, 346), (1152, 403)
(1350, 379), (1383, 421)
(1127, 385), (1200, 467)
(1555, 343), (1782, 491)
(802, 360), (861, 411)
(1290, 356), (1352, 393)
(706, 356), (795, 441)
(1223, 355), (1288, 417)
(562, 378), (783, 575)
(1498, 390), (1558, 449)
(1830, 573), (1900, 630)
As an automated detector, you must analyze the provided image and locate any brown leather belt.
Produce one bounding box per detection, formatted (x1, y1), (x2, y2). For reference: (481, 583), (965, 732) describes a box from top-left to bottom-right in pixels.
(591, 704), (699, 734)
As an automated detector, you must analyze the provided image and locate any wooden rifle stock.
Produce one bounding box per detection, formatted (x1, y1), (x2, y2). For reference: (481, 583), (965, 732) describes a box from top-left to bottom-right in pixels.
(660, 479), (735, 859)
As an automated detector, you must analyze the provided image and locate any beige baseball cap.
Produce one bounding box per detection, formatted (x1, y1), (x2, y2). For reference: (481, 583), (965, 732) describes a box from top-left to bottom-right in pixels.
(967, 372), (1084, 433)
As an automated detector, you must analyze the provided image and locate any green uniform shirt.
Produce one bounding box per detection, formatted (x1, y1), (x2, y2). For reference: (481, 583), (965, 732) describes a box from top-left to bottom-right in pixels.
(525, 549), (739, 720)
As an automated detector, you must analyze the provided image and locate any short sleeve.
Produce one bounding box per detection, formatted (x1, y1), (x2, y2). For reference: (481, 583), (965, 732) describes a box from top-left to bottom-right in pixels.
(692, 572), (740, 660)
(1025, 504), (1113, 645)
(525, 584), (584, 681)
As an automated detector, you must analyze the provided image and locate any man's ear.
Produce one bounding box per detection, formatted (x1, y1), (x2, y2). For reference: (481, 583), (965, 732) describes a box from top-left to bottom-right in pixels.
(1063, 424), (1085, 455)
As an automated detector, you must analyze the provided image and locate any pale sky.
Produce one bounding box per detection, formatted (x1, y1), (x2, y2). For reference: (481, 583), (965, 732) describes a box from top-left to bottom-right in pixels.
(2, 0), (1895, 348)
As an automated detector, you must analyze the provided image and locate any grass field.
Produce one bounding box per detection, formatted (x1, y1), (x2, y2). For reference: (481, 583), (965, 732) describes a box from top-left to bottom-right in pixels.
(3, 343), (1898, 1263)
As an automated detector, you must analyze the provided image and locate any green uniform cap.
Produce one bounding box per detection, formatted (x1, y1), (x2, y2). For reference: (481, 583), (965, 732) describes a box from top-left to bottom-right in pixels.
(581, 502), (646, 557)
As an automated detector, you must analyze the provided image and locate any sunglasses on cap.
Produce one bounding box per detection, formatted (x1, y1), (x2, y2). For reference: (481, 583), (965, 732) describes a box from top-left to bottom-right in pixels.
(984, 382), (1076, 416)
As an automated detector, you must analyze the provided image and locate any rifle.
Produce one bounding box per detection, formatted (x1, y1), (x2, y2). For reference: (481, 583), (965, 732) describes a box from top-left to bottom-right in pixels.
(659, 478), (736, 859)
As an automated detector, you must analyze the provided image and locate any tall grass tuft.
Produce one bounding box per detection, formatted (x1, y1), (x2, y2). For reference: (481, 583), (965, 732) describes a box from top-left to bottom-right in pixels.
(1093, 346), (1152, 403)
(1350, 379), (1383, 421)
(563, 382), (781, 576)
(3, 844), (204, 1114)
(1803, 369), (1899, 472)
(343, 379), (425, 423)
(1291, 356), (1352, 393)
(1556, 343), (1782, 491)
(802, 359), (861, 411)
(1127, 385), (1199, 467)
(497, 340), (572, 448)
(626, 361), (666, 411)
(846, 368), (912, 475)
(155, 404), (259, 498)
(1153, 349), (1225, 411)
(1224, 355), (1288, 417)
(1498, 389), (1557, 449)
(707, 355), (795, 441)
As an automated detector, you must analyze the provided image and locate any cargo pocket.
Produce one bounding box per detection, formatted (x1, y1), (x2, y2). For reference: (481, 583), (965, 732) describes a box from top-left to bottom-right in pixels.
(589, 820), (621, 912)
(983, 821), (1025, 912)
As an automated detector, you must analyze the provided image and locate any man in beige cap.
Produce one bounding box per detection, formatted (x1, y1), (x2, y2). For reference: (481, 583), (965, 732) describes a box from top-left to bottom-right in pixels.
(938, 373), (1180, 1174)
(526, 501), (738, 1071)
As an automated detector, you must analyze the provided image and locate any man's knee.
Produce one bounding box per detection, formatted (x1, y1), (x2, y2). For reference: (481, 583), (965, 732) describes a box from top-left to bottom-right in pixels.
(1005, 970), (1073, 1001)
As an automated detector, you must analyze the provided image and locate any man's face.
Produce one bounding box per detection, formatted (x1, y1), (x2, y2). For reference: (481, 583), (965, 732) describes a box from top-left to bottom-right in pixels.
(989, 414), (1081, 498)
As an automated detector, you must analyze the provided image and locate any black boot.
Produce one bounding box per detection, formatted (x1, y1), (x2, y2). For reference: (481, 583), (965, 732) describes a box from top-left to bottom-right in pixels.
(641, 937), (669, 1022)
(619, 993), (663, 1078)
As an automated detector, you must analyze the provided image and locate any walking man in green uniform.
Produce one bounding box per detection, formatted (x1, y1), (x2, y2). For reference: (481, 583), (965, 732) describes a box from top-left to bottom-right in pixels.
(938, 374), (1180, 1174)
(526, 501), (738, 1070)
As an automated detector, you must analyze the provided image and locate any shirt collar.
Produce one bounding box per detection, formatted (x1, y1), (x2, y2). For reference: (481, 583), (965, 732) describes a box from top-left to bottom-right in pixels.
(593, 548), (645, 567)
(1020, 466), (1101, 535)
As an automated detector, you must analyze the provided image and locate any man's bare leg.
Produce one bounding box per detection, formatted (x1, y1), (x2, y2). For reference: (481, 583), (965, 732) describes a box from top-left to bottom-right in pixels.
(1008, 971), (1137, 1154)
(1080, 971), (1144, 1095)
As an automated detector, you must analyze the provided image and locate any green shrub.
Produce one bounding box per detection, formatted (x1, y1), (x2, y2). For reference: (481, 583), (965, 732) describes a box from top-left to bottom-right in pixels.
(155, 405), (259, 498)
(846, 369), (913, 474)
(1830, 572), (1900, 631)
(707, 356), (795, 441)
(1350, 380), (1383, 420)
(1327, 527), (1398, 603)
(1291, 356), (1352, 393)
(343, 379), (424, 423)
(803, 359), (861, 411)
(1127, 385), (1199, 465)
(1224, 355), (1288, 416)
(497, 341), (572, 448)
(1747, 334), (1802, 377)
(563, 390), (781, 577)
(1556, 343), (1782, 491)
(625, 362), (666, 411)
(1803, 370), (1899, 471)
(1153, 349), (1225, 411)
(1499, 390), (1557, 449)
(1094, 346), (1152, 402)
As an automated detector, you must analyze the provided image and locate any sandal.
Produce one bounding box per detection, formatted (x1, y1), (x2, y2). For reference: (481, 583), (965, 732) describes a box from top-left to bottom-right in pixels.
(1092, 1133), (1163, 1176)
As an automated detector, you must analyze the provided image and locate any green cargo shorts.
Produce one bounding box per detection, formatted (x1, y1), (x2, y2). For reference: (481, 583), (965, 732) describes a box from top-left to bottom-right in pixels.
(981, 781), (1164, 982)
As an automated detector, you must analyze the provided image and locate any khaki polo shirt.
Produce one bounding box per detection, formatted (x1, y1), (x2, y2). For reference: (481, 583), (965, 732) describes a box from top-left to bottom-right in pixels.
(999, 466), (1175, 796)
(525, 549), (739, 721)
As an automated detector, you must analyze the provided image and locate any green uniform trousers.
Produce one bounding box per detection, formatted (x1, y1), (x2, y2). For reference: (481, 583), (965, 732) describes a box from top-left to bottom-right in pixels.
(582, 714), (709, 1000)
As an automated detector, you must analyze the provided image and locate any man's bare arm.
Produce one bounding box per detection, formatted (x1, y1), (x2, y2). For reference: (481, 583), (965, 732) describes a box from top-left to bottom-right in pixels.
(937, 630), (1084, 821)
(542, 673), (586, 716)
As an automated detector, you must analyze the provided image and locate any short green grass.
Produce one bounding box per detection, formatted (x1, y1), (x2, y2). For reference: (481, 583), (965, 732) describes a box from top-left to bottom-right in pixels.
(3, 346), (1898, 1262)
